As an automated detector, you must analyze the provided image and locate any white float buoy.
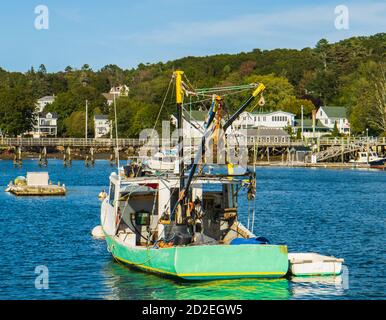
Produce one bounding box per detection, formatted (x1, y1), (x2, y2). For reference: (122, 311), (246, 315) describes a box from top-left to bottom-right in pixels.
(92, 225), (105, 240)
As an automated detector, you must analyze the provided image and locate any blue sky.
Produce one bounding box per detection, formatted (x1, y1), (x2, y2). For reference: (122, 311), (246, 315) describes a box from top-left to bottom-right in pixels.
(0, 0), (385, 72)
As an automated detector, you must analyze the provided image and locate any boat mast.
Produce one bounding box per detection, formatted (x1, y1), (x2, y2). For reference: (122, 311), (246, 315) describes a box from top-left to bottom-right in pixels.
(180, 83), (266, 203)
(113, 93), (120, 169)
(223, 83), (265, 133)
(175, 70), (186, 220)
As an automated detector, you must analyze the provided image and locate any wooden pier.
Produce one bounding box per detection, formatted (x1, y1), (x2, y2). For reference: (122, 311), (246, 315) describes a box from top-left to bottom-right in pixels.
(1, 137), (385, 165)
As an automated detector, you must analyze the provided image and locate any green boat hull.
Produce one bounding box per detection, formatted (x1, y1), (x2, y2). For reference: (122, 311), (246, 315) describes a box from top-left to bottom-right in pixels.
(105, 236), (289, 280)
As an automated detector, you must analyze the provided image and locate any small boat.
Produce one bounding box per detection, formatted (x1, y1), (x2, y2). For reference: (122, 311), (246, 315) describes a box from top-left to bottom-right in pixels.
(6, 172), (66, 196)
(288, 253), (344, 276)
(144, 151), (176, 172)
(370, 164), (386, 171)
(350, 151), (386, 166)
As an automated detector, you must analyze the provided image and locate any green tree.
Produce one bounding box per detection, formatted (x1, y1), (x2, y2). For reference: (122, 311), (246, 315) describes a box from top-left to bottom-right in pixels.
(47, 86), (107, 135)
(0, 88), (35, 136)
(244, 74), (295, 111)
(64, 111), (86, 137)
(331, 122), (340, 137)
(296, 127), (302, 140)
(284, 124), (295, 139)
(277, 96), (315, 117)
(339, 61), (386, 135)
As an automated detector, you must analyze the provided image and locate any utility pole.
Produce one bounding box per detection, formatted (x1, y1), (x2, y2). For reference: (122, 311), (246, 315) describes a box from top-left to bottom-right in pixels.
(366, 128), (369, 165)
(312, 109), (316, 140)
(301, 105), (304, 141)
(85, 100), (88, 140)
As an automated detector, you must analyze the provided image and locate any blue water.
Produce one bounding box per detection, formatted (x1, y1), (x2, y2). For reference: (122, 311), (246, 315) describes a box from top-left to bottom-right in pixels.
(0, 160), (385, 300)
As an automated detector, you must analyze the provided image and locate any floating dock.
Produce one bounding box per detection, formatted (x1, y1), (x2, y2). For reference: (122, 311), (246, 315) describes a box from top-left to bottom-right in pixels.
(5, 172), (66, 196)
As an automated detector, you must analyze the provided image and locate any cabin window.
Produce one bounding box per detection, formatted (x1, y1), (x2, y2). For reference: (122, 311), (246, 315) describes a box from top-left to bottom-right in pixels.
(109, 183), (115, 205)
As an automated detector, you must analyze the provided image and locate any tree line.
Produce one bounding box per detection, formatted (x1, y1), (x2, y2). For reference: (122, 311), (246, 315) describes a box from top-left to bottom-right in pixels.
(0, 33), (385, 138)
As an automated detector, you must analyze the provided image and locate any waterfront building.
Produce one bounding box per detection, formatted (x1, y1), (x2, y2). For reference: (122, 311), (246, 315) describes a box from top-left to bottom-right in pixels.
(316, 106), (350, 134)
(233, 110), (296, 130)
(171, 110), (295, 141)
(94, 115), (111, 139)
(231, 127), (290, 144)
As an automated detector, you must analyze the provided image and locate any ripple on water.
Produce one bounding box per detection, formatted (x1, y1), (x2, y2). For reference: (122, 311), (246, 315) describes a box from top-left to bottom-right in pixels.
(0, 160), (385, 299)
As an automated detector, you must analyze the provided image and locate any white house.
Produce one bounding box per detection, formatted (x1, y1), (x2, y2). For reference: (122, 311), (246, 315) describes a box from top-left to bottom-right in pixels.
(316, 106), (350, 134)
(36, 95), (55, 113)
(103, 85), (130, 106)
(27, 96), (58, 137)
(110, 85), (129, 97)
(94, 115), (111, 139)
(171, 110), (207, 140)
(32, 112), (58, 137)
(233, 110), (296, 130)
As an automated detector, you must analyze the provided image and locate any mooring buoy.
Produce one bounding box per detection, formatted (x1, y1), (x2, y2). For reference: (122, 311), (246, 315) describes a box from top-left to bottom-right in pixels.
(92, 225), (105, 239)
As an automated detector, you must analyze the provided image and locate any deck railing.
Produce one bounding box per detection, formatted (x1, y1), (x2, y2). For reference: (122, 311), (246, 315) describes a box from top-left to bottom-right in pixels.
(0, 137), (385, 148)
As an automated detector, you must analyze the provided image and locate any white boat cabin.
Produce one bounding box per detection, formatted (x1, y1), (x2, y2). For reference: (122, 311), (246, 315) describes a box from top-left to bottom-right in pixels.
(101, 170), (253, 247)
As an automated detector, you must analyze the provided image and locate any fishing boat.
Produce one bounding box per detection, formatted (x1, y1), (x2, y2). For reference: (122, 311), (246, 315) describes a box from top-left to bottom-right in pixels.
(370, 164), (386, 171)
(100, 71), (290, 280)
(99, 70), (343, 280)
(349, 151), (386, 166)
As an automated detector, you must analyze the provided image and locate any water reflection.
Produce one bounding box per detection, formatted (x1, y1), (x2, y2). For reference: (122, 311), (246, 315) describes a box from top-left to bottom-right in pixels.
(289, 276), (346, 299)
(101, 260), (349, 300)
(101, 261), (291, 300)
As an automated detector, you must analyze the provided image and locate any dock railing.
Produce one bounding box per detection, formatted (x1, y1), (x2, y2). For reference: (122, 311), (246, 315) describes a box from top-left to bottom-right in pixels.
(0, 137), (385, 148)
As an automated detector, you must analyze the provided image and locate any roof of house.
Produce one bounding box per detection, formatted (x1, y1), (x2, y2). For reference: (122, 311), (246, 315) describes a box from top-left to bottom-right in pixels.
(39, 112), (58, 118)
(319, 106), (347, 118)
(242, 128), (289, 137)
(248, 110), (296, 116)
(37, 96), (55, 102)
(94, 115), (109, 120)
(294, 119), (330, 130)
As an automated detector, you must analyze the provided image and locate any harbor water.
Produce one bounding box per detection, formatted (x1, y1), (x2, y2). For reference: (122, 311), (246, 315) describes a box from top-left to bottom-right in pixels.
(0, 160), (385, 300)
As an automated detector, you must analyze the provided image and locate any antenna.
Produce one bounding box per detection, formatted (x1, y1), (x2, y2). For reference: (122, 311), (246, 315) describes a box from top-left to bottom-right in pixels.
(113, 94), (120, 169)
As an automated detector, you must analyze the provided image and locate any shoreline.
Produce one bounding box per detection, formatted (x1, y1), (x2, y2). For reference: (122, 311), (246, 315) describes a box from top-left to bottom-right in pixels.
(1, 156), (384, 171)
